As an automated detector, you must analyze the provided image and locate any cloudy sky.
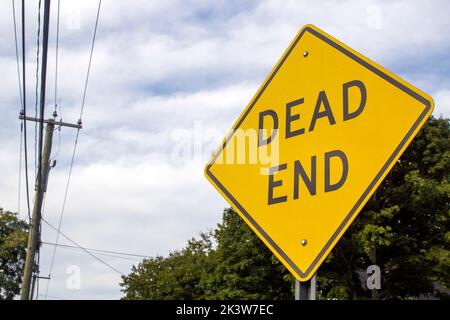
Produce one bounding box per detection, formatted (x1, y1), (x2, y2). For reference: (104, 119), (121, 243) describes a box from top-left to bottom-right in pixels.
(0, 0), (449, 299)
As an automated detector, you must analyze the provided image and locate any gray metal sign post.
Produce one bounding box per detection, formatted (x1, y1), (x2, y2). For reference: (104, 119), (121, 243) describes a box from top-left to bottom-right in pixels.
(295, 273), (317, 300)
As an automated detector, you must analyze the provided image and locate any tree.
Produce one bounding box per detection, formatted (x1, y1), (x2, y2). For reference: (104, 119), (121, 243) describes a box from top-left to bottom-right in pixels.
(121, 233), (214, 299)
(0, 208), (28, 300)
(319, 116), (449, 299)
(200, 208), (292, 299)
(120, 211), (292, 300)
(120, 116), (449, 300)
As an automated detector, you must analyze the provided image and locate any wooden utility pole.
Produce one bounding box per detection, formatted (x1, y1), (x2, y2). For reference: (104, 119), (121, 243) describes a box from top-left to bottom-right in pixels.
(20, 121), (54, 300)
(19, 116), (81, 300)
(20, 0), (52, 300)
(19, 0), (84, 300)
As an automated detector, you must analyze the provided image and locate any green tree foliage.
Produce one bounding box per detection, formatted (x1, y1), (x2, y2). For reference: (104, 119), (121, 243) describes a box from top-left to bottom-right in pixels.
(0, 208), (28, 300)
(121, 117), (449, 300)
(201, 209), (292, 299)
(317, 116), (449, 299)
(121, 213), (292, 300)
(121, 233), (215, 299)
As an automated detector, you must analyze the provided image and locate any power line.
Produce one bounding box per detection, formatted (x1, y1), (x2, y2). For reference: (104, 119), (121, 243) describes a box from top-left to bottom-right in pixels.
(31, 0), (49, 299)
(21, 0), (51, 300)
(80, 0), (102, 119)
(45, 0), (102, 298)
(47, 126), (79, 273)
(53, 0), (60, 114)
(35, 1), (51, 284)
(12, 0), (24, 220)
(49, 0), (61, 163)
(42, 217), (123, 276)
(34, 0), (42, 182)
(42, 241), (154, 260)
(21, 0), (32, 223)
(43, 243), (140, 262)
(37, 0), (51, 227)
(12, 0), (23, 108)
(18, 122), (23, 219)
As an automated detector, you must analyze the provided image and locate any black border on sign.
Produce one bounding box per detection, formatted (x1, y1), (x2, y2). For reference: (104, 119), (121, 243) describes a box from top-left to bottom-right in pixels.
(205, 26), (432, 279)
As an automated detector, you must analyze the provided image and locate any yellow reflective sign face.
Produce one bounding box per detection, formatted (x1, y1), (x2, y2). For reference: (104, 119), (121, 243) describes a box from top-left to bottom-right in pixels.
(204, 24), (434, 281)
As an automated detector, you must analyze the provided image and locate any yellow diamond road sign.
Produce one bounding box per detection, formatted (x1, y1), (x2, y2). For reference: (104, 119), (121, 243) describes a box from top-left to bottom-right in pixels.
(204, 24), (434, 281)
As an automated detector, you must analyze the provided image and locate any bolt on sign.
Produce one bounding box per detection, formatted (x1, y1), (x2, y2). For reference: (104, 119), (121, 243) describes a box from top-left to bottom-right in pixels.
(204, 24), (434, 281)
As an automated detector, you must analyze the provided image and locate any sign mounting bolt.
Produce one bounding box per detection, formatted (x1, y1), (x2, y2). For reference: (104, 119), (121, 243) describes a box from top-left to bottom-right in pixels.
(303, 51), (308, 57)
(301, 239), (307, 246)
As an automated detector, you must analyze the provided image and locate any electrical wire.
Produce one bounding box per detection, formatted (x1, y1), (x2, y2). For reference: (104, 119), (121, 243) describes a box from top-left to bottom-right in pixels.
(33, 0), (50, 300)
(13, 0), (25, 220)
(34, 0), (42, 182)
(13, 0), (28, 223)
(80, 0), (102, 120)
(43, 128), (79, 299)
(54, 0), (60, 114)
(37, 0), (50, 205)
(21, 0), (32, 223)
(12, 0), (23, 108)
(42, 217), (123, 276)
(45, 0), (102, 298)
(18, 123), (23, 219)
(44, 245), (140, 262)
(49, 0), (61, 163)
(41, 241), (154, 260)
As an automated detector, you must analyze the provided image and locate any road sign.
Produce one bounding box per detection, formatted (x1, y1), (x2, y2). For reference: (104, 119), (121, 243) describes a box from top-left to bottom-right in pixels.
(204, 24), (434, 281)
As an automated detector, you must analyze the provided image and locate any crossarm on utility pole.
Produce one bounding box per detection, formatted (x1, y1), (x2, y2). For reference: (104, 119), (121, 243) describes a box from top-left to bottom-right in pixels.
(19, 115), (82, 129)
